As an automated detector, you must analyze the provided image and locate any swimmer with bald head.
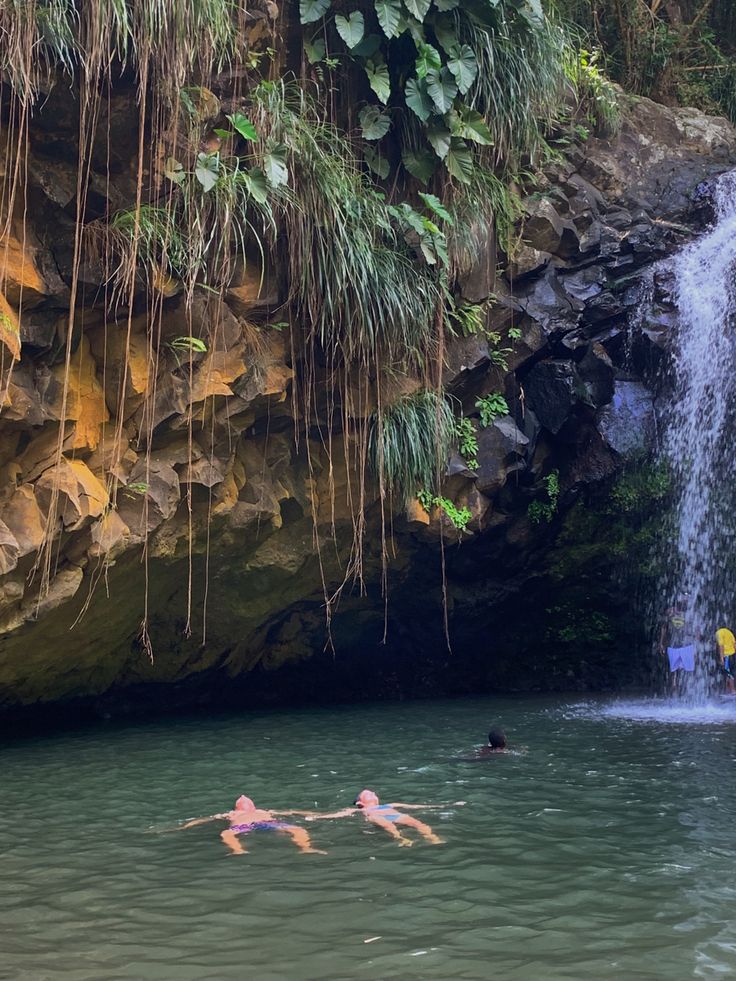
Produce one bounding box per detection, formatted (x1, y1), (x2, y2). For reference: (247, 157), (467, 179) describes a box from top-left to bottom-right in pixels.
(179, 795), (326, 856)
(303, 790), (447, 847)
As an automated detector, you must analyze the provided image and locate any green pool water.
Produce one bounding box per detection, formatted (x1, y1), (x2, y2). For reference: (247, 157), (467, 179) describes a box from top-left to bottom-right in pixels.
(3, 695), (736, 980)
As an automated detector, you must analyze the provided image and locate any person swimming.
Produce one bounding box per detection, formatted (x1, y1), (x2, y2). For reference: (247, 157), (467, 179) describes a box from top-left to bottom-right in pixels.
(178, 794), (326, 856)
(303, 789), (448, 847)
(453, 726), (510, 761)
(480, 727), (508, 755)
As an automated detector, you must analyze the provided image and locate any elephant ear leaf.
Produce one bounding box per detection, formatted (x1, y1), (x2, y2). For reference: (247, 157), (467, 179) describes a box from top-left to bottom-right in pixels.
(304, 37), (326, 63)
(195, 152), (219, 192)
(375, 0), (402, 38)
(415, 42), (441, 79)
(299, 0), (331, 24)
(445, 137), (473, 183)
(404, 0), (431, 18)
(426, 121), (451, 159)
(264, 143), (289, 187)
(365, 59), (391, 104)
(243, 167), (269, 204)
(523, 0), (544, 23)
(426, 67), (458, 114)
(405, 77), (434, 122)
(457, 107), (493, 145)
(335, 11), (364, 48)
(418, 191), (453, 225)
(402, 147), (436, 183)
(364, 146), (390, 179)
(227, 112), (257, 141)
(359, 105), (392, 140)
(446, 44), (478, 94)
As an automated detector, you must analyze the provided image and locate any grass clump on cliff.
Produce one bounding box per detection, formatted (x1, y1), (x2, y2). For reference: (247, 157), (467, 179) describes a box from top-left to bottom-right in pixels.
(250, 79), (441, 372)
(368, 390), (455, 503)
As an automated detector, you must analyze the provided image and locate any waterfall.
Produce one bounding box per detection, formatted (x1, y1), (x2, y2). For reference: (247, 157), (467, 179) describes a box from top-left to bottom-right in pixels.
(660, 170), (736, 698)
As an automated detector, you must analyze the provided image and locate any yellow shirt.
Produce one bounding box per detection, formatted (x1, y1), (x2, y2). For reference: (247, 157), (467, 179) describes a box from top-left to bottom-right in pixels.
(716, 628), (736, 656)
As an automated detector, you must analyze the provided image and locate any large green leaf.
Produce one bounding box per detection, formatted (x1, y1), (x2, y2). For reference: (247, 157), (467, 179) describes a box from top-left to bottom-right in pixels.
(352, 33), (382, 57)
(405, 15), (425, 45)
(304, 37), (326, 63)
(404, 0), (431, 19)
(418, 191), (453, 224)
(401, 148), (436, 183)
(433, 16), (458, 53)
(426, 67), (457, 114)
(405, 77), (434, 121)
(359, 105), (391, 140)
(434, 0), (460, 9)
(243, 167), (269, 204)
(523, 0), (544, 23)
(335, 11), (364, 48)
(264, 143), (289, 187)
(420, 231), (449, 268)
(426, 121), (451, 159)
(299, 0), (331, 24)
(446, 44), (478, 94)
(393, 202), (426, 236)
(365, 59), (391, 104)
(457, 106), (494, 145)
(415, 42), (441, 79)
(226, 112), (257, 141)
(195, 152), (219, 192)
(364, 146), (390, 179)
(445, 138), (473, 183)
(375, 0), (401, 38)
(164, 156), (185, 186)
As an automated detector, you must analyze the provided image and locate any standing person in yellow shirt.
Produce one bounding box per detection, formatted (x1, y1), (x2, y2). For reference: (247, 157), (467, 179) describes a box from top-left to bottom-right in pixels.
(716, 626), (736, 694)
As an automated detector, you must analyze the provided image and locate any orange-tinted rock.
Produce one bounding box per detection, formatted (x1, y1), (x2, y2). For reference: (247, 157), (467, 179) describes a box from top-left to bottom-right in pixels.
(88, 315), (150, 412)
(0, 232), (48, 307)
(0, 292), (21, 360)
(89, 509), (130, 559)
(226, 258), (279, 313)
(0, 484), (46, 556)
(49, 336), (110, 450)
(35, 458), (109, 532)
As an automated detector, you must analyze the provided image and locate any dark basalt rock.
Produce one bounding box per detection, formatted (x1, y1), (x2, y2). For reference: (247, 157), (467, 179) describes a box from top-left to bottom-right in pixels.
(523, 360), (588, 435)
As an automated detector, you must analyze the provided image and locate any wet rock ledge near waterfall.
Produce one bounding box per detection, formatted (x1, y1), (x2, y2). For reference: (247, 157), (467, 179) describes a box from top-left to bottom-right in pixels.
(0, 90), (734, 718)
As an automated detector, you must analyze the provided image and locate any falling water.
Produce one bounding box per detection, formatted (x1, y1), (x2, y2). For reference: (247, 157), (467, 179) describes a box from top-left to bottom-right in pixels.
(660, 170), (736, 698)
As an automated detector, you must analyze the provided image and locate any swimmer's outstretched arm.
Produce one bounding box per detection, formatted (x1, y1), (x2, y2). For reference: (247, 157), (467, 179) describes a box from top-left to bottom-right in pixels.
(390, 802), (466, 810)
(179, 812), (230, 829)
(301, 807), (358, 820)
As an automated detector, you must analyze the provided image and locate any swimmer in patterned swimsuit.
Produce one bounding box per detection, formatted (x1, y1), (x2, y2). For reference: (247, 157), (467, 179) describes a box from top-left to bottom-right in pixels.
(303, 789), (448, 847)
(179, 795), (326, 856)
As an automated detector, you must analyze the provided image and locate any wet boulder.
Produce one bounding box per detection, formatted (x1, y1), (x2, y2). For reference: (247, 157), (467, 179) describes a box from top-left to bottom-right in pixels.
(523, 197), (581, 259)
(474, 417), (529, 496)
(597, 380), (656, 456)
(523, 361), (588, 435)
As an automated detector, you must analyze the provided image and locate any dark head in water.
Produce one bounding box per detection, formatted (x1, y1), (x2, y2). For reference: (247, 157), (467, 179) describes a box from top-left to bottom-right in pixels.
(488, 728), (507, 750)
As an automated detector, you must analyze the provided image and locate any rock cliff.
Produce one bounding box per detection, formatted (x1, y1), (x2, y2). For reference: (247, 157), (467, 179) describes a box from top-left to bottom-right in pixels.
(1, 86), (734, 717)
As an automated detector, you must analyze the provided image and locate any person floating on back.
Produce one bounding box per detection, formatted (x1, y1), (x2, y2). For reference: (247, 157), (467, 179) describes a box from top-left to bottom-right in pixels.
(304, 789), (448, 847)
(716, 626), (736, 694)
(178, 794), (326, 856)
(659, 598), (696, 692)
